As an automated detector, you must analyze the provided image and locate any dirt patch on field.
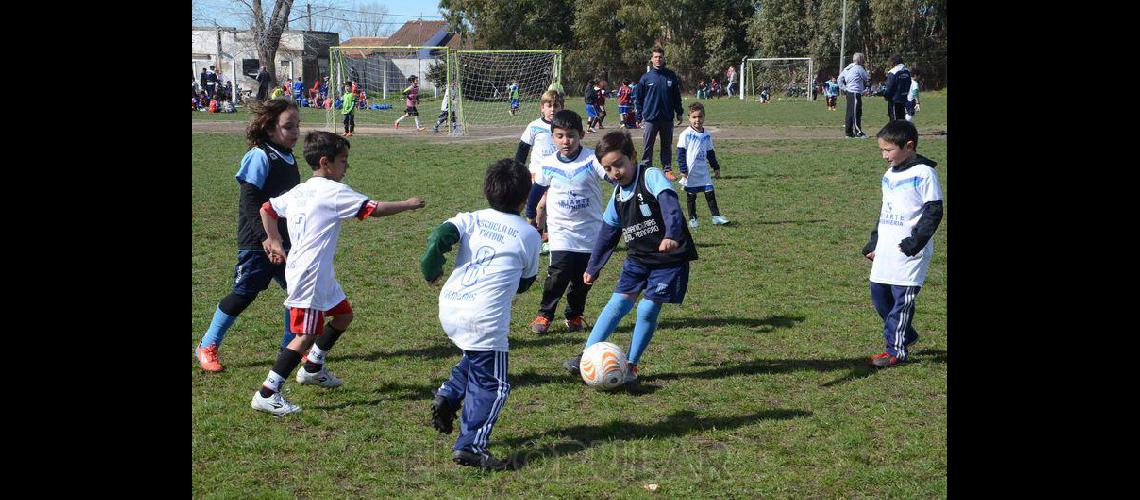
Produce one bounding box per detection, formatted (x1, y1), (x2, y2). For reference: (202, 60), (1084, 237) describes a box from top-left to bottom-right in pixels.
(192, 120), (947, 142)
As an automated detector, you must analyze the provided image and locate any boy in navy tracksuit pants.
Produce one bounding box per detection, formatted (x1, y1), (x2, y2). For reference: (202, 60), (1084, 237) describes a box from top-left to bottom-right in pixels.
(883, 54), (912, 121)
(862, 120), (943, 367)
(421, 159), (541, 470)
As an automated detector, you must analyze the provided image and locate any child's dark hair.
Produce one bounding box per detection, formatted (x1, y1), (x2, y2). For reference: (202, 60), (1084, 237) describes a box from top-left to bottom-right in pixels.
(408, 75), (418, 82)
(688, 101), (705, 114)
(302, 131), (351, 170)
(876, 120), (919, 150)
(245, 98), (300, 147)
(890, 54), (903, 66)
(484, 159), (531, 213)
(550, 109), (584, 136)
(594, 130), (637, 162)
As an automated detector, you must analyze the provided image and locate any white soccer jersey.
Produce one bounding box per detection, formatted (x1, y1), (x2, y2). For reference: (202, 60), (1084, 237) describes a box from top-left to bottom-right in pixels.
(533, 146), (608, 253)
(439, 209), (541, 351)
(519, 118), (555, 175)
(870, 163), (943, 287)
(677, 126), (716, 188)
(268, 177), (371, 311)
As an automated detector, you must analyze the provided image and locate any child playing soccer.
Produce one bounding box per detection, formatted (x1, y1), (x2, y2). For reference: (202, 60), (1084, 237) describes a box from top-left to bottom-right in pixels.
(195, 99), (301, 372)
(421, 158), (540, 470)
(905, 71), (921, 122)
(433, 82), (459, 134)
(514, 90), (566, 254)
(861, 120), (943, 367)
(584, 80), (599, 133)
(825, 76), (840, 111)
(563, 130), (697, 384)
(508, 79), (520, 116)
(340, 82), (356, 137)
(677, 102), (729, 228)
(394, 75), (425, 131)
(524, 110), (610, 334)
(593, 80), (608, 130)
(251, 131), (426, 415)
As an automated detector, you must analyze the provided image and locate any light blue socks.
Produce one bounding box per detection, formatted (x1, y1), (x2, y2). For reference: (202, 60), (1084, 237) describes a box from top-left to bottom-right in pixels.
(585, 293), (636, 348)
(628, 299), (662, 365)
(199, 306), (237, 349)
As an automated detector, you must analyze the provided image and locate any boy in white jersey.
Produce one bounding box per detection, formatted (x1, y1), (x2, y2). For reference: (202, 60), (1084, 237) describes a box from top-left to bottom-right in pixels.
(433, 82), (459, 134)
(861, 120), (943, 367)
(420, 159), (541, 471)
(905, 71), (921, 122)
(524, 110), (611, 334)
(250, 131), (426, 415)
(676, 102), (729, 228)
(515, 90), (565, 254)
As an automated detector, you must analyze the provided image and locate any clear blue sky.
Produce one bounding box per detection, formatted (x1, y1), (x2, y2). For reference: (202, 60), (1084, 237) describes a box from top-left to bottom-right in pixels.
(193, 1), (448, 39)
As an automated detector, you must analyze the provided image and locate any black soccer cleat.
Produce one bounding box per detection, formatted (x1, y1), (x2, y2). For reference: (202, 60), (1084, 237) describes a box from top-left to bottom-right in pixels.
(431, 395), (458, 434)
(563, 354), (582, 376)
(452, 449), (510, 471)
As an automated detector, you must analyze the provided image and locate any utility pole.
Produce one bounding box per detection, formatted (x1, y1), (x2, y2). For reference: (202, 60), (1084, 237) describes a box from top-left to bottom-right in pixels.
(307, 3), (312, 31)
(839, 0), (847, 77)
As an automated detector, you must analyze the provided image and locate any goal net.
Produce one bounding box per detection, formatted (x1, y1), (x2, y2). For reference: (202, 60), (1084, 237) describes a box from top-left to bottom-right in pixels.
(451, 50), (562, 134)
(742, 57), (814, 101)
(325, 46), (451, 132)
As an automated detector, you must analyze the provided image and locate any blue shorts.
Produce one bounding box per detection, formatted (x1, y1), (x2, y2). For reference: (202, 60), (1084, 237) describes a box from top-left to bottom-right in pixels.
(684, 184), (714, 193)
(585, 104), (597, 118)
(511, 99), (519, 109)
(232, 249), (287, 297)
(905, 100), (917, 115)
(618, 105), (630, 114)
(614, 259), (689, 304)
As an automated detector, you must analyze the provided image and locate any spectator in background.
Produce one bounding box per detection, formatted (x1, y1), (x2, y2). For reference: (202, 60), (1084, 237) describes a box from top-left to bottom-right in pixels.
(838, 52), (870, 138)
(256, 65), (270, 101)
(725, 65), (737, 98)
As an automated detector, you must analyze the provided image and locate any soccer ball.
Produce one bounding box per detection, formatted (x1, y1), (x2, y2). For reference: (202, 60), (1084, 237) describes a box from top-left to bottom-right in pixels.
(580, 342), (628, 390)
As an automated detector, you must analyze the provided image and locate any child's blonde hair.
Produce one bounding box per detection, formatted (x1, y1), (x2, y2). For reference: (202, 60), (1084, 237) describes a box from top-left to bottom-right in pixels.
(540, 89), (565, 109)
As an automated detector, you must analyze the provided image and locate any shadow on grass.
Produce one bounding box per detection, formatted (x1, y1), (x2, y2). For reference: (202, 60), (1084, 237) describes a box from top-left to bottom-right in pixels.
(757, 219), (826, 225)
(231, 335), (583, 368)
(612, 315), (805, 335)
(503, 408), (811, 469)
(645, 349), (947, 387)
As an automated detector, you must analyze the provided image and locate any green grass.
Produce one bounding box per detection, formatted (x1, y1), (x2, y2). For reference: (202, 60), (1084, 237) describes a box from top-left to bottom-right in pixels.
(192, 108), (947, 496)
(193, 90), (947, 132)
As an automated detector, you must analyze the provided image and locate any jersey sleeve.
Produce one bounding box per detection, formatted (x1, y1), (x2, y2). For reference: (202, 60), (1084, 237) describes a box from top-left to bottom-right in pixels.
(602, 191), (620, 227)
(268, 190), (291, 218)
(523, 229), (541, 279)
(335, 184), (372, 220)
(446, 212), (475, 235)
(533, 167), (551, 187)
(920, 167), (943, 203)
(519, 124), (536, 145)
(644, 168), (675, 198)
(235, 149), (270, 189)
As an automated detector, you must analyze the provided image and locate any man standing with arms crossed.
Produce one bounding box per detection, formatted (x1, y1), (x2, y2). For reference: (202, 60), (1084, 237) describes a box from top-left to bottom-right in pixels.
(636, 46), (684, 181)
(838, 53), (871, 138)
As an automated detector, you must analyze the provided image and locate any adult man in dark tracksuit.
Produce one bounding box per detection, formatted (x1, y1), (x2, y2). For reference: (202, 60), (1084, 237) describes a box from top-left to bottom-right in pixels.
(883, 54), (912, 121)
(838, 52), (871, 138)
(636, 46), (685, 180)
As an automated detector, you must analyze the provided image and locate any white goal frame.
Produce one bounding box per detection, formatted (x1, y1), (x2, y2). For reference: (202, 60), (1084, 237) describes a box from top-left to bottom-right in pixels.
(740, 57), (814, 100)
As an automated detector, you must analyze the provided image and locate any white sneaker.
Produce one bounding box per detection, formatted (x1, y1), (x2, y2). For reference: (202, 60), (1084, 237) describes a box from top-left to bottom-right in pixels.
(688, 217), (699, 229)
(251, 390), (301, 416)
(296, 366), (343, 388)
(711, 215), (730, 225)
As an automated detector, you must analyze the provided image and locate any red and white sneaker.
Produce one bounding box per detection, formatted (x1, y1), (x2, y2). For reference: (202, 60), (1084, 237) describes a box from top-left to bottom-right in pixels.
(195, 345), (224, 372)
(870, 352), (903, 368)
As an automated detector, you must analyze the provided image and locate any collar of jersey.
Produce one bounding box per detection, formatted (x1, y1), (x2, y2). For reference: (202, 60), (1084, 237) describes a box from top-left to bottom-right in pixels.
(617, 167), (641, 201)
(556, 147), (583, 163)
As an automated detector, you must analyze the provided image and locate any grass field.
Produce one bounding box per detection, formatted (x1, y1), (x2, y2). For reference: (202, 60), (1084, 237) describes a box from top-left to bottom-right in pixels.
(192, 90), (947, 132)
(192, 94), (947, 497)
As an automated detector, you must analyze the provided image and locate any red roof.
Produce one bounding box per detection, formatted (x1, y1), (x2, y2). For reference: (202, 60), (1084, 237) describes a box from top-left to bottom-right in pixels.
(386, 20), (447, 46)
(340, 37), (389, 47)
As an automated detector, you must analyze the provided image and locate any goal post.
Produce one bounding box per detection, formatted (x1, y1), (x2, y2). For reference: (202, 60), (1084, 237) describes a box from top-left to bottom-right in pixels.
(742, 57), (814, 101)
(325, 46), (451, 132)
(450, 50), (562, 134)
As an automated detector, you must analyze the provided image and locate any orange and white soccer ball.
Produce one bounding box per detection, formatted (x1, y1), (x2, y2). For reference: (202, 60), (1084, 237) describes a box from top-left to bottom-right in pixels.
(580, 342), (628, 390)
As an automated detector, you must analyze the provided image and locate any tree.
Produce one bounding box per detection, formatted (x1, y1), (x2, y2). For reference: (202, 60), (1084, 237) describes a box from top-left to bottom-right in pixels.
(240, 0), (296, 89)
